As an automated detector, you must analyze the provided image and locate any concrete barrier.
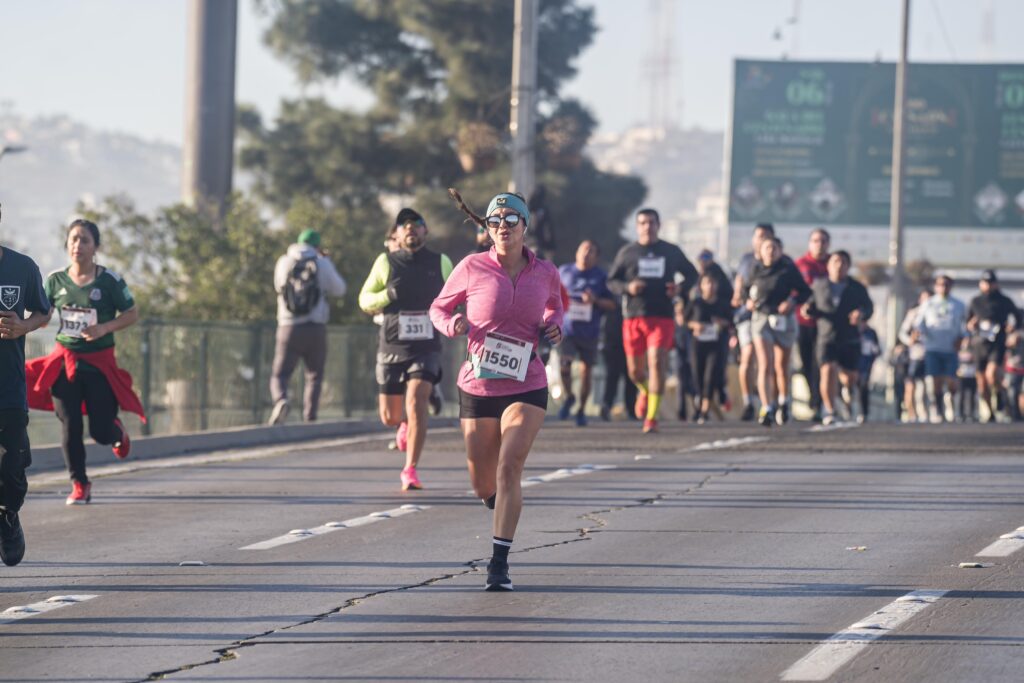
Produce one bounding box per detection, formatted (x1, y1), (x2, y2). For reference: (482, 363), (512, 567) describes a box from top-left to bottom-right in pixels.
(29, 417), (460, 474)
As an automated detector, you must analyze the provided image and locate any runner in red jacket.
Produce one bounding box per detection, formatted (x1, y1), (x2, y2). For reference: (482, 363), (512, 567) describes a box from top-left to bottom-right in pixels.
(29, 220), (142, 506)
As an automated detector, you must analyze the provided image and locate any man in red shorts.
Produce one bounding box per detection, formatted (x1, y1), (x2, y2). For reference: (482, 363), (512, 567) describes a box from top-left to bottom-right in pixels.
(608, 208), (699, 432)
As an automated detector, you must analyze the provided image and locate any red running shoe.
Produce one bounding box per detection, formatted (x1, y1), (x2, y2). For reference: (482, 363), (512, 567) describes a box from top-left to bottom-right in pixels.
(634, 392), (648, 421)
(395, 421), (408, 452)
(112, 418), (130, 459)
(66, 481), (92, 506)
(642, 418), (659, 434)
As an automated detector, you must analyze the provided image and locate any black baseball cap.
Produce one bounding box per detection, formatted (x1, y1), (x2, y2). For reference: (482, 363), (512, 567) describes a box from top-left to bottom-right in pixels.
(395, 208), (424, 226)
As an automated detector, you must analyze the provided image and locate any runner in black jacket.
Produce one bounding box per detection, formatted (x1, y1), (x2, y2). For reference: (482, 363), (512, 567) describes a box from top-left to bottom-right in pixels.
(802, 250), (873, 424)
(967, 270), (1022, 421)
(741, 237), (811, 426)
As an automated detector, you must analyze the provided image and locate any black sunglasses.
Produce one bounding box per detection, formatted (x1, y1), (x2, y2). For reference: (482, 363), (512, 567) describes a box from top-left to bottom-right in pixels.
(485, 214), (522, 228)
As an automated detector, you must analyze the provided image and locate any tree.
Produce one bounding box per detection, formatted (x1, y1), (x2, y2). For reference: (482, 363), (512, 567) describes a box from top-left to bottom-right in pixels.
(243, 0), (645, 264)
(73, 194), (383, 324)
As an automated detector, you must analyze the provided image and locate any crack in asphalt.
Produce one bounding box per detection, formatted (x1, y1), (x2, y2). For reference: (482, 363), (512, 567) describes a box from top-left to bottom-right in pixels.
(136, 462), (742, 681)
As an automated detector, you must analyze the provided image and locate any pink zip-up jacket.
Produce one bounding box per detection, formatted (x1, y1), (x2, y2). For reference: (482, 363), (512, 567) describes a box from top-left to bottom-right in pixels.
(430, 246), (563, 397)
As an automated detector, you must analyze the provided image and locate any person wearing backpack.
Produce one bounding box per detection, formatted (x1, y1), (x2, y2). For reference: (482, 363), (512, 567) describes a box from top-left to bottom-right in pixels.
(269, 230), (347, 424)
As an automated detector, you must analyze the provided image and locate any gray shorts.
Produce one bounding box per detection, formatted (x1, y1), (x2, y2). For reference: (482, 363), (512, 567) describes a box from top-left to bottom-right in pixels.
(559, 335), (599, 365)
(736, 320), (753, 348)
(751, 311), (797, 349)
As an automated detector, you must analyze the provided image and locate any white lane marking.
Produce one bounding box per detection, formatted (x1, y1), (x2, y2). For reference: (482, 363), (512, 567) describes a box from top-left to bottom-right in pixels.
(686, 436), (769, 451)
(520, 464), (618, 488)
(780, 590), (946, 681)
(1, 595), (99, 625)
(29, 430), (457, 487)
(240, 505), (430, 550)
(805, 422), (860, 433)
(464, 463), (619, 496)
(976, 526), (1024, 557)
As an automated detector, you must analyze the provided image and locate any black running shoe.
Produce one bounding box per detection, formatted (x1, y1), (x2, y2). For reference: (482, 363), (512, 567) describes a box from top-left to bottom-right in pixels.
(0, 509), (25, 567)
(759, 407), (775, 427)
(741, 404), (756, 422)
(776, 403), (790, 425)
(428, 386), (444, 416)
(485, 559), (513, 591)
(482, 493), (496, 510)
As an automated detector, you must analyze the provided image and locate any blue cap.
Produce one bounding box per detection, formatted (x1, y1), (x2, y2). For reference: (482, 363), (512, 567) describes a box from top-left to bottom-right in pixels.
(486, 193), (530, 226)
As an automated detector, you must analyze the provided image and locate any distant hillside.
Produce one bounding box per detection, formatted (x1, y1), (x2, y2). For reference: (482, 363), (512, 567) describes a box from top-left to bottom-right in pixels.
(588, 126), (724, 223)
(0, 110), (180, 273)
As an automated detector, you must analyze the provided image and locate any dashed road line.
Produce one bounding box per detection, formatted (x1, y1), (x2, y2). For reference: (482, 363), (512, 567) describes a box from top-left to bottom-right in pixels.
(804, 422), (860, 433)
(521, 464), (617, 488)
(686, 436), (769, 451)
(1, 595), (99, 625)
(240, 505), (430, 551)
(976, 525), (1024, 557)
(780, 590), (946, 681)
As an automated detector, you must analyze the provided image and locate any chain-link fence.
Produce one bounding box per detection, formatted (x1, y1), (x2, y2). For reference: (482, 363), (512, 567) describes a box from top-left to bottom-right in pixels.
(26, 320), (468, 447)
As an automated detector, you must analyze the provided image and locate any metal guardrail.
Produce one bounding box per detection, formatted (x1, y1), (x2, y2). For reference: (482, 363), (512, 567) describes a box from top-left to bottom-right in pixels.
(25, 319), (467, 446)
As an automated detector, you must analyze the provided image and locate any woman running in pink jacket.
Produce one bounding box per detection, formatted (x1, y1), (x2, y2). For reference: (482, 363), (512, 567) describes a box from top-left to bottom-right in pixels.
(430, 191), (563, 591)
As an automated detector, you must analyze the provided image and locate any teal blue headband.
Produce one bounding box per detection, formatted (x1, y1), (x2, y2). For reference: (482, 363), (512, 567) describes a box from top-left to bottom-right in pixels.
(486, 193), (530, 226)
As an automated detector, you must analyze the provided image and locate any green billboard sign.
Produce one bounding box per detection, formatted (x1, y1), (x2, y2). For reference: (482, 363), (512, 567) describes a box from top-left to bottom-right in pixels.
(728, 60), (1024, 229)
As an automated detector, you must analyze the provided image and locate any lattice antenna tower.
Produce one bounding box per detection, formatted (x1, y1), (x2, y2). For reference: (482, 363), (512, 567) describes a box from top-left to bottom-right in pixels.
(980, 0), (996, 60)
(643, 0), (679, 132)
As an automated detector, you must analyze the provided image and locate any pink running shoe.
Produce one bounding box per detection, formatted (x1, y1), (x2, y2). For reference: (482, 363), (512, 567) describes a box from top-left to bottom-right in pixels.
(395, 421), (408, 452)
(400, 466), (423, 491)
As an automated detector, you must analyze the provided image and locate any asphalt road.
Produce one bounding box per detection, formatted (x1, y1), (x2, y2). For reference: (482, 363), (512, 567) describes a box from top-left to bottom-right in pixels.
(2, 418), (1023, 682)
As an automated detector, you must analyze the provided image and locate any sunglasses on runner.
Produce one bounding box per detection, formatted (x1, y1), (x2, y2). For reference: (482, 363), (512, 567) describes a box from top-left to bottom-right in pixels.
(485, 214), (522, 228)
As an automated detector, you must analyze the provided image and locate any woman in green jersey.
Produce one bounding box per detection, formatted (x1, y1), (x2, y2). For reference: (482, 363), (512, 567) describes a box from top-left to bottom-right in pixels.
(41, 220), (140, 505)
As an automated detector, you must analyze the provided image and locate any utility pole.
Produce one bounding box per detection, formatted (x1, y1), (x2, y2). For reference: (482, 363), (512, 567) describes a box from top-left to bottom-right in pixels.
(886, 0), (911, 400)
(183, 0), (238, 221)
(509, 0), (538, 199)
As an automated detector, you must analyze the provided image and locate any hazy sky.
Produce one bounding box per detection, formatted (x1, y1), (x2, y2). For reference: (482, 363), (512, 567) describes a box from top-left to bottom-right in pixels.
(2, 0), (1023, 145)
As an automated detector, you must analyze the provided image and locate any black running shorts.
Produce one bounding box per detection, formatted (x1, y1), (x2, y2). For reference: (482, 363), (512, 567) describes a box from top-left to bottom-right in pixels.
(377, 352), (442, 395)
(458, 387), (549, 419)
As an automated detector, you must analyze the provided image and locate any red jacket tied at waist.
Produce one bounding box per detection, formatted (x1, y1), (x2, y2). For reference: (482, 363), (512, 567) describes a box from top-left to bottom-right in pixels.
(26, 344), (147, 423)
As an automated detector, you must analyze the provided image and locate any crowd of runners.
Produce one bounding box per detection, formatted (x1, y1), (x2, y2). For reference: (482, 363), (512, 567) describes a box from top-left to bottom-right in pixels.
(1, 196), (1022, 588)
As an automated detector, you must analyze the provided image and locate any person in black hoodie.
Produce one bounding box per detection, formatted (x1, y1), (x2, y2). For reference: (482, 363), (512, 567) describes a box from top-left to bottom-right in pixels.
(684, 273), (734, 422)
(967, 270), (1022, 422)
(742, 237), (811, 426)
(802, 250), (873, 424)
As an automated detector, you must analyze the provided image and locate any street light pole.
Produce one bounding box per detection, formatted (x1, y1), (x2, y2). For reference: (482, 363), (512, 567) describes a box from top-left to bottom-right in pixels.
(886, 0), (911, 401)
(509, 0), (538, 199)
(183, 0), (238, 221)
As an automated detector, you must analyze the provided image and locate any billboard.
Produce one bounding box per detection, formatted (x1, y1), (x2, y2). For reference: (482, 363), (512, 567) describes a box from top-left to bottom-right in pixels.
(725, 59), (1024, 268)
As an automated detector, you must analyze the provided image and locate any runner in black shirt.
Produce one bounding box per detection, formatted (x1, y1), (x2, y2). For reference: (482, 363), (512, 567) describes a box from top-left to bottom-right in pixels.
(607, 208), (698, 433)
(0, 221), (51, 566)
(683, 273), (733, 422)
(967, 270), (1021, 422)
(802, 250), (873, 424)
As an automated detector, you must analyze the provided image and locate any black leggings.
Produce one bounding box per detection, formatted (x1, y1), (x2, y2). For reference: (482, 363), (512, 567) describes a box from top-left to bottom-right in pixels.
(0, 410), (32, 513)
(798, 324), (821, 411)
(958, 377), (977, 421)
(602, 343), (637, 414)
(695, 341), (725, 402)
(51, 364), (123, 484)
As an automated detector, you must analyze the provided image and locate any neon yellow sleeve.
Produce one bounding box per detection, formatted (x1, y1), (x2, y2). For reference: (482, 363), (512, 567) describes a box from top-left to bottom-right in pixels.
(440, 253), (454, 281)
(358, 253), (393, 313)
